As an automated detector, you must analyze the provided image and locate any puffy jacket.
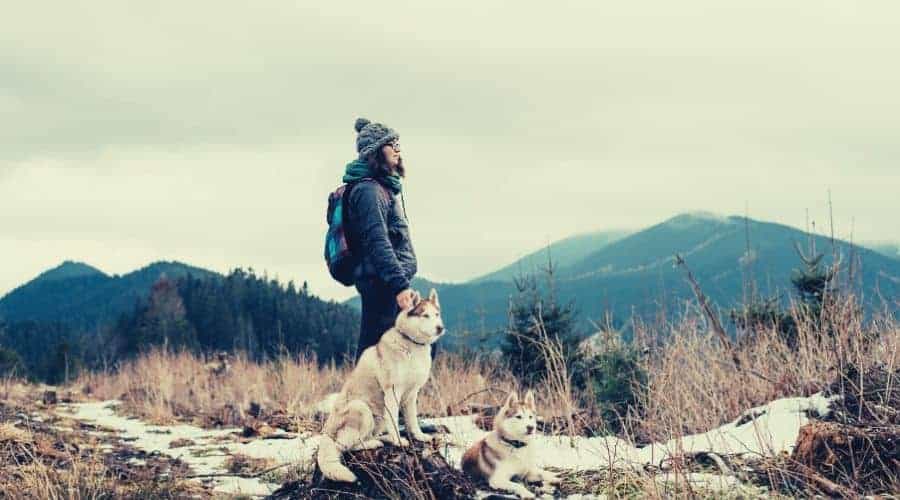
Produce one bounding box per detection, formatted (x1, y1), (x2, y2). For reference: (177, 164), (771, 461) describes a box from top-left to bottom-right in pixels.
(346, 178), (417, 294)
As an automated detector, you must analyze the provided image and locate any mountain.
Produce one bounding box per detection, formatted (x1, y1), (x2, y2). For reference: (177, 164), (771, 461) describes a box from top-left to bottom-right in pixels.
(31, 260), (107, 282)
(469, 229), (630, 283)
(346, 213), (899, 349)
(558, 212), (734, 280)
(1, 266), (360, 381)
(0, 260), (219, 330)
(867, 242), (900, 260)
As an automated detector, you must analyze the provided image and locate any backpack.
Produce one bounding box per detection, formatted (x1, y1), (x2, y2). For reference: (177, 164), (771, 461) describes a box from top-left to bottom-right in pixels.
(324, 178), (391, 286)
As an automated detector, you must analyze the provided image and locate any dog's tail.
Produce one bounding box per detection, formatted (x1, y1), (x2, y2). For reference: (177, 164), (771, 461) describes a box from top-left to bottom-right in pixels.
(317, 434), (357, 483)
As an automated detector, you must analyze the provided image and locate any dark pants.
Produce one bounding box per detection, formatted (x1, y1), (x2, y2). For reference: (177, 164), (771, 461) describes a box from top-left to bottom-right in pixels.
(354, 277), (399, 362)
(353, 277), (438, 362)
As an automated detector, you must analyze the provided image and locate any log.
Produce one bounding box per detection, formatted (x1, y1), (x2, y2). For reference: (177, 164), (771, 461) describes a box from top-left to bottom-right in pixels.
(268, 440), (476, 500)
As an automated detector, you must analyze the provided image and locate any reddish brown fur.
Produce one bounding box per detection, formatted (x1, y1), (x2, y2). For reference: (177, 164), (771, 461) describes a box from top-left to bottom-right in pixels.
(461, 438), (488, 476)
(408, 298), (439, 317)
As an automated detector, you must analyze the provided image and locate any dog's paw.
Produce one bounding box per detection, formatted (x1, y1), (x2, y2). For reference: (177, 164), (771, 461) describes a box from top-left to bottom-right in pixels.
(542, 471), (560, 485)
(537, 483), (556, 495)
(411, 432), (434, 443)
(331, 469), (358, 483)
(382, 435), (410, 447)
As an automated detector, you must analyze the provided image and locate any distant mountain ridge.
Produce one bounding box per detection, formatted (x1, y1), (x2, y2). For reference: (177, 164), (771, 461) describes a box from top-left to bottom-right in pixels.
(0, 264), (359, 381)
(470, 229), (631, 283)
(3, 212), (897, 353)
(346, 212), (900, 348)
(31, 260), (106, 282)
(868, 242), (900, 260)
(0, 260), (219, 329)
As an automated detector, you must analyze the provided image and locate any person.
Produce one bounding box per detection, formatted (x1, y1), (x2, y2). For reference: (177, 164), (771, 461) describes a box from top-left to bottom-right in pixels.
(343, 117), (419, 361)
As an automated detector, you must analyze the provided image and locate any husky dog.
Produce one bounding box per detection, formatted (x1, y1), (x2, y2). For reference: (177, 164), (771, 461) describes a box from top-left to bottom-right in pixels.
(316, 288), (445, 483)
(461, 391), (559, 499)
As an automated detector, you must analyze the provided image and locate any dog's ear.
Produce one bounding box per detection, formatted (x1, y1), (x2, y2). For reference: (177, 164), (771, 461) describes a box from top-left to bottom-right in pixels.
(523, 390), (536, 411)
(428, 288), (439, 308)
(501, 391), (519, 414)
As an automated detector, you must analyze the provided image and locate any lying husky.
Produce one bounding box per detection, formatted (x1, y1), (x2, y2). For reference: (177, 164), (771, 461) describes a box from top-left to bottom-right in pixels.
(316, 288), (445, 483)
(461, 391), (559, 498)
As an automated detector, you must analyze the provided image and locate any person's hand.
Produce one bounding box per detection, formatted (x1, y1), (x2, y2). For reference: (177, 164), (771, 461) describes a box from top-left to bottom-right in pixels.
(396, 289), (420, 310)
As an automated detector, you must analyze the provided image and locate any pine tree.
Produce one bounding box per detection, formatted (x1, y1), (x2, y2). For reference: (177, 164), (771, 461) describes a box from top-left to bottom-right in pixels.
(0, 345), (25, 377)
(790, 240), (837, 321)
(501, 262), (580, 386)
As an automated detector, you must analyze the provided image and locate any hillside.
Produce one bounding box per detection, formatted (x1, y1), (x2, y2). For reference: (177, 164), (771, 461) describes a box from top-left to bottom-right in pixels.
(868, 242), (900, 260)
(0, 265), (360, 381)
(0, 260), (219, 330)
(469, 229), (630, 283)
(347, 213), (900, 348)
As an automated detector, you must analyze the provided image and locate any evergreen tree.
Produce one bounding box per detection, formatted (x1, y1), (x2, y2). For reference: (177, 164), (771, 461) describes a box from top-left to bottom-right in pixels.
(729, 240), (840, 345)
(45, 340), (82, 385)
(790, 240), (837, 322)
(502, 262), (580, 386)
(123, 274), (198, 354)
(0, 345), (25, 377)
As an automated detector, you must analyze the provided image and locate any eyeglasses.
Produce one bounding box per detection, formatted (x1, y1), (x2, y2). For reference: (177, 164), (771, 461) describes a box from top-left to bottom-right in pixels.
(387, 141), (401, 152)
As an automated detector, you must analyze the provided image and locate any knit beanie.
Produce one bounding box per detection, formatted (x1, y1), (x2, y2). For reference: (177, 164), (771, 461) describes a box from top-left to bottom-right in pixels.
(354, 117), (399, 161)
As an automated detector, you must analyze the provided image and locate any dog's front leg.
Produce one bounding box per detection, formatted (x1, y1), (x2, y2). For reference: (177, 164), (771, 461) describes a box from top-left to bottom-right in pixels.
(488, 467), (535, 499)
(526, 466), (560, 485)
(380, 386), (409, 447)
(402, 386), (431, 442)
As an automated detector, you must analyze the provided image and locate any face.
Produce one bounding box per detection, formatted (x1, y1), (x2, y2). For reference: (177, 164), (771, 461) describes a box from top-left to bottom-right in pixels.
(396, 288), (445, 344)
(380, 140), (401, 170)
(496, 391), (538, 441)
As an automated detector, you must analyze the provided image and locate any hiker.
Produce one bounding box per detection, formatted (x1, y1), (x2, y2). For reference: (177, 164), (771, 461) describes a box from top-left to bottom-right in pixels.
(343, 118), (419, 361)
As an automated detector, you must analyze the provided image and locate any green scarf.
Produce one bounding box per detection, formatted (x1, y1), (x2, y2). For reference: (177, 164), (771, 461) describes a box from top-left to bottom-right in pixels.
(342, 159), (402, 194)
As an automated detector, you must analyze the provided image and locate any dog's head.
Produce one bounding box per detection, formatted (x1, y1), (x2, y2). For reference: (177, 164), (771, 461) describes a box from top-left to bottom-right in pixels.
(396, 288), (445, 345)
(494, 390), (538, 442)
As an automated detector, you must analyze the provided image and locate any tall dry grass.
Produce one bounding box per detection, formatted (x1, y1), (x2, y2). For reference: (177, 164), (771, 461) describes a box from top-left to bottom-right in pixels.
(635, 296), (899, 442)
(79, 350), (345, 425)
(63, 289), (897, 497)
(77, 349), (530, 427)
(75, 292), (898, 443)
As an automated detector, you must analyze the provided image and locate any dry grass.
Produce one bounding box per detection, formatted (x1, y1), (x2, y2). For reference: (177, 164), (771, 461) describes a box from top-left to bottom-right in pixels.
(0, 398), (204, 499)
(78, 350), (346, 426)
(635, 297), (899, 442)
(55, 290), (897, 498)
(77, 348), (536, 429)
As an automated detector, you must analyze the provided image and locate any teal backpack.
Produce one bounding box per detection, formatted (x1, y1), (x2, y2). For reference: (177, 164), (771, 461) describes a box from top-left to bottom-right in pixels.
(324, 179), (390, 286)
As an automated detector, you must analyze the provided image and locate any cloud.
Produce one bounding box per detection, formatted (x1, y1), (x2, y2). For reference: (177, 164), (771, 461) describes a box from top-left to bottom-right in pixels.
(2, 0), (899, 299)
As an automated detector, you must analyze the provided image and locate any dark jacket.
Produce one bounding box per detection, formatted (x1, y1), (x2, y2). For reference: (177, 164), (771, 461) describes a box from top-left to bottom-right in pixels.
(346, 179), (417, 295)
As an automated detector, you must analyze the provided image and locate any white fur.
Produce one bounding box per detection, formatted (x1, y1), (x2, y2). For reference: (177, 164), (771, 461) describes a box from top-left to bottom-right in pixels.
(317, 288), (445, 482)
(461, 391), (559, 498)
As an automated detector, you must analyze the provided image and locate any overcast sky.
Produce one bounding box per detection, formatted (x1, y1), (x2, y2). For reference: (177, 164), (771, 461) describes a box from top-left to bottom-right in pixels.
(2, 1), (898, 302)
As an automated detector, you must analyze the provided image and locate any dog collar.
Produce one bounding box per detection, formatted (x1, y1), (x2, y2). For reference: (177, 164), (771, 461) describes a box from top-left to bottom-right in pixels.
(499, 435), (528, 449)
(398, 330), (429, 347)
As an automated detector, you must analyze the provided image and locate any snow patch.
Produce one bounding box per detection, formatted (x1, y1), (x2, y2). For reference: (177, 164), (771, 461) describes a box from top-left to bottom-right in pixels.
(57, 392), (836, 496)
(58, 400), (318, 497)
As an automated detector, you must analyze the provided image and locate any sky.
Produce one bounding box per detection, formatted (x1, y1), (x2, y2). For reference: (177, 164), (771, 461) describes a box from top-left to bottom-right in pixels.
(2, 1), (898, 302)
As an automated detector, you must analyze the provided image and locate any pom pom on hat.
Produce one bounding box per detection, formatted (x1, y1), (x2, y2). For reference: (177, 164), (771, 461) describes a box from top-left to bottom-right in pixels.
(354, 117), (371, 133)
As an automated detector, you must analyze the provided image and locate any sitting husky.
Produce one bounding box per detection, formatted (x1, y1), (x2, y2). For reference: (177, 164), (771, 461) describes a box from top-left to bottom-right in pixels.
(316, 288), (445, 483)
(461, 391), (559, 498)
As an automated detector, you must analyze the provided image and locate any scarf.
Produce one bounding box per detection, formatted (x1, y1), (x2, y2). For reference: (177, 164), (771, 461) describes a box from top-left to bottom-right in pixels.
(342, 159), (402, 194)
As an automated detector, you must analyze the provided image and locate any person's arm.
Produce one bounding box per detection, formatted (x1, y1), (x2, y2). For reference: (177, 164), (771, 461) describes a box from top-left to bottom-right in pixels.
(349, 182), (410, 296)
